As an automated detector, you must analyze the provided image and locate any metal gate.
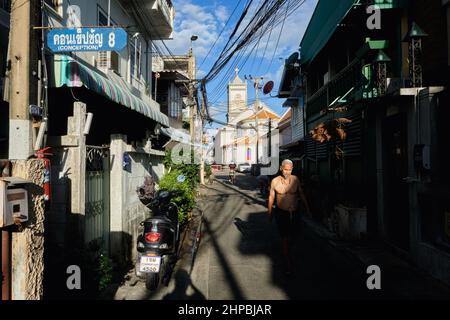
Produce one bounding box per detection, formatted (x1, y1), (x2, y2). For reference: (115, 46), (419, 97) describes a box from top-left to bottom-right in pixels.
(85, 146), (110, 253)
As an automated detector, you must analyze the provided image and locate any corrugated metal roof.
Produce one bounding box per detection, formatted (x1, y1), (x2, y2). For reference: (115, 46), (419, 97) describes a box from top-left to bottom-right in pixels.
(300, 0), (356, 64)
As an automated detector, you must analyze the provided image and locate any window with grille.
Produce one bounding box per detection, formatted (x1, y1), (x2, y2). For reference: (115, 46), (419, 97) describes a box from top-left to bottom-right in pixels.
(44, 0), (62, 15)
(98, 8), (108, 26)
(129, 39), (142, 81)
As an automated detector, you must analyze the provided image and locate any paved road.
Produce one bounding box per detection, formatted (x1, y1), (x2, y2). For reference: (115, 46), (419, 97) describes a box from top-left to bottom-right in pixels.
(114, 171), (450, 300)
(188, 171), (391, 300)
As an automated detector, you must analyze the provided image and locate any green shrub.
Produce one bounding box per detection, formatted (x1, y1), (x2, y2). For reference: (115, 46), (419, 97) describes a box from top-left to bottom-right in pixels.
(205, 164), (212, 178)
(97, 254), (113, 291)
(159, 169), (195, 225)
(163, 150), (200, 187)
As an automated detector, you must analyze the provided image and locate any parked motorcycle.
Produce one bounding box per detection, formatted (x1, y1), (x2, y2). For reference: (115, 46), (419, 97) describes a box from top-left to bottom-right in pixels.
(135, 183), (183, 291)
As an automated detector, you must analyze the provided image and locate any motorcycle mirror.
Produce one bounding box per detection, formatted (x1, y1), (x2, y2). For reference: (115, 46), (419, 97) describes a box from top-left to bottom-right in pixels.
(137, 187), (145, 196)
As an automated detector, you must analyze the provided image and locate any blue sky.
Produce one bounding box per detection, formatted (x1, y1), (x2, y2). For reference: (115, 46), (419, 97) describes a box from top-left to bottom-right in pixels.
(165, 0), (318, 131)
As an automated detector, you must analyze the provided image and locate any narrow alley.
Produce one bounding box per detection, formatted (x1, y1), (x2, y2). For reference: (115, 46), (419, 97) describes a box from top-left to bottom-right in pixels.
(114, 170), (450, 300)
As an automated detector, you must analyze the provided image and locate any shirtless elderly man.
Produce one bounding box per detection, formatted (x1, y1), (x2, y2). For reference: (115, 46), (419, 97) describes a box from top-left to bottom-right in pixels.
(268, 159), (310, 275)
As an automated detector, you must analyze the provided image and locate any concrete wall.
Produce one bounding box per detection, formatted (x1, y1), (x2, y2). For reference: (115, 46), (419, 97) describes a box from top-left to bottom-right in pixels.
(417, 242), (450, 285)
(408, 87), (450, 286)
(110, 134), (165, 264)
(279, 126), (292, 147)
(11, 159), (45, 300)
(48, 102), (87, 247)
(375, 87), (450, 286)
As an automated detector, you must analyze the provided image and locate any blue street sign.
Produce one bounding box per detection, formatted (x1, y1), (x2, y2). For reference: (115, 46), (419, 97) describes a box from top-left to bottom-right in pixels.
(47, 27), (127, 52)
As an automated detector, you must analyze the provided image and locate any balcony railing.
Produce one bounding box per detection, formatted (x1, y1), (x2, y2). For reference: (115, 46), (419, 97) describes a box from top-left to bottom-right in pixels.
(306, 57), (367, 119)
(118, 0), (174, 39)
(159, 0), (173, 26)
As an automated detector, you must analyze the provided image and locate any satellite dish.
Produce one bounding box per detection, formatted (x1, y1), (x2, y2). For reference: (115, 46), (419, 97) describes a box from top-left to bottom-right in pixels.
(263, 81), (274, 95)
(286, 52), (299, 65)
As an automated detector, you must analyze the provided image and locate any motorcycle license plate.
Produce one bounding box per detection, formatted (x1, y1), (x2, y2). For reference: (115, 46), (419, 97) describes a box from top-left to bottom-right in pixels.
(139, 256), (161, 273)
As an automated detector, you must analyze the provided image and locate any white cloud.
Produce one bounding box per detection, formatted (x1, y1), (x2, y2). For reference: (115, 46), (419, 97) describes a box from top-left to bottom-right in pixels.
(164, 0), (317, 117)
(166, 0), (226, 58)
(215, 5), (229, 24)
(196, 69), (207, 79)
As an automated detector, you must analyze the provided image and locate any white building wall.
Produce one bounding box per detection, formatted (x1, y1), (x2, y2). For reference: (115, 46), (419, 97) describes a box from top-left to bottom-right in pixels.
(46, 0), (156, 106)
(280, 125), (292, 146)
(110, 134), (165, 263)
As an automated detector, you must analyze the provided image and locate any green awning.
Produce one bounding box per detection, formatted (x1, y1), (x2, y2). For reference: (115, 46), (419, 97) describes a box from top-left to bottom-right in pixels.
(51, 54), (169, 127)
(300, 0), (356, 65)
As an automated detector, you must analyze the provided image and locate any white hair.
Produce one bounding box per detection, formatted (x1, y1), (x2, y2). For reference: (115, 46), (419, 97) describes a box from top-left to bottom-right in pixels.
(281, 159), (293, 167)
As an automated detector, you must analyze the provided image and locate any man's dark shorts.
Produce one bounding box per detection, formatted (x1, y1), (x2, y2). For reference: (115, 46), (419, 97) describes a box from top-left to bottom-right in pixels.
(274, 207), (301, 239)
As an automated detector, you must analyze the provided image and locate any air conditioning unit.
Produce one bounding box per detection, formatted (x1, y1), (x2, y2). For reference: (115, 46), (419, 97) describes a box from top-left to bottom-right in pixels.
(97, 51), (108, 69)
(96, 51), (120, 75)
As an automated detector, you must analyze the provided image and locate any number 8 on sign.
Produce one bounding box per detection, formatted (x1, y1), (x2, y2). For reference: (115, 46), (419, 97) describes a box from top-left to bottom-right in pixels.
(109, 32), (116, 48)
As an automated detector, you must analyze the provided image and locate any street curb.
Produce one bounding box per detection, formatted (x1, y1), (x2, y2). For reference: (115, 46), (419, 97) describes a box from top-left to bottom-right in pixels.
(301, 216), (450, 297)
(302, 216), (392, 269)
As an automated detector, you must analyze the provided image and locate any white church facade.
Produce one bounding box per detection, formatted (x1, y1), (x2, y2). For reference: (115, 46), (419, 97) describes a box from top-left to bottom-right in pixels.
(214, 69), (280, 166)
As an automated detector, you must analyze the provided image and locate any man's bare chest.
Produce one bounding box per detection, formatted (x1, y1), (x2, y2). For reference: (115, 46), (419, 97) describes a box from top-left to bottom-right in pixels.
(273, 178), (297, 195)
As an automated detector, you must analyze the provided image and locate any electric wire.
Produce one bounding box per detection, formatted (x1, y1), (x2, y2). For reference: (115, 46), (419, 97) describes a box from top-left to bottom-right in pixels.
(200, 0), (308, 128)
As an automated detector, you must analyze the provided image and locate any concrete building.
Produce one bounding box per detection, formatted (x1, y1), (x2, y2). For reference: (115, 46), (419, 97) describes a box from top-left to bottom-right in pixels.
(214, 69), (280, 166)
(280, 0), (450, 286)
(152, 53), (197, 149)
(33, 0), (176, 298)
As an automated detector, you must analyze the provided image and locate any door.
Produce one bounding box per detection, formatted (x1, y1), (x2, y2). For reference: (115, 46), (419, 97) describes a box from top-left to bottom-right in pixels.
(383, 113), (410, 251)
(85, 146), (110, 254)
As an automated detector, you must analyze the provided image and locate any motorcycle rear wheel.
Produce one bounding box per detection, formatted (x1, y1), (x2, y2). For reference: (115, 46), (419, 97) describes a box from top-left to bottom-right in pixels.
(145, 272), (160, 291)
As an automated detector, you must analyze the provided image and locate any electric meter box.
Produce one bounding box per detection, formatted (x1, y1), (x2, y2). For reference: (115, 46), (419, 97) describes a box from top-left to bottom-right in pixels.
(0, 178), (31, 228)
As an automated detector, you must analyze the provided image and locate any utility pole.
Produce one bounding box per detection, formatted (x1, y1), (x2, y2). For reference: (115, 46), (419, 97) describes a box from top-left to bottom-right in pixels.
(199, 81), (209, 185)
(244, 75), (263, 166)
(189, 82), (195, 143)
(189, 35), (198, 146)
(7, 0), (40, 159)
(268, 118), (272, 159)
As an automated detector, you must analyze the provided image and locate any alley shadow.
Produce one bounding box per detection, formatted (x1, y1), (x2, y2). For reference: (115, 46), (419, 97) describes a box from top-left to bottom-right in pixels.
(202, 216), (246, 300)
(233, 211), (384, 300)
(162, 269), (206, 300)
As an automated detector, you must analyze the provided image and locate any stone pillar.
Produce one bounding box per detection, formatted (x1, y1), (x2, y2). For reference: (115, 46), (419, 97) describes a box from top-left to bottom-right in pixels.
(110, 134), (127, 261)
(11, 159), (45, 300)
(66, 102), (86, 245)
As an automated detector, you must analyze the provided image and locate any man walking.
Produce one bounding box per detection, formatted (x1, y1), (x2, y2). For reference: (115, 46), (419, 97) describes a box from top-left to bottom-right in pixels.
(268, 159), (310, 275)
